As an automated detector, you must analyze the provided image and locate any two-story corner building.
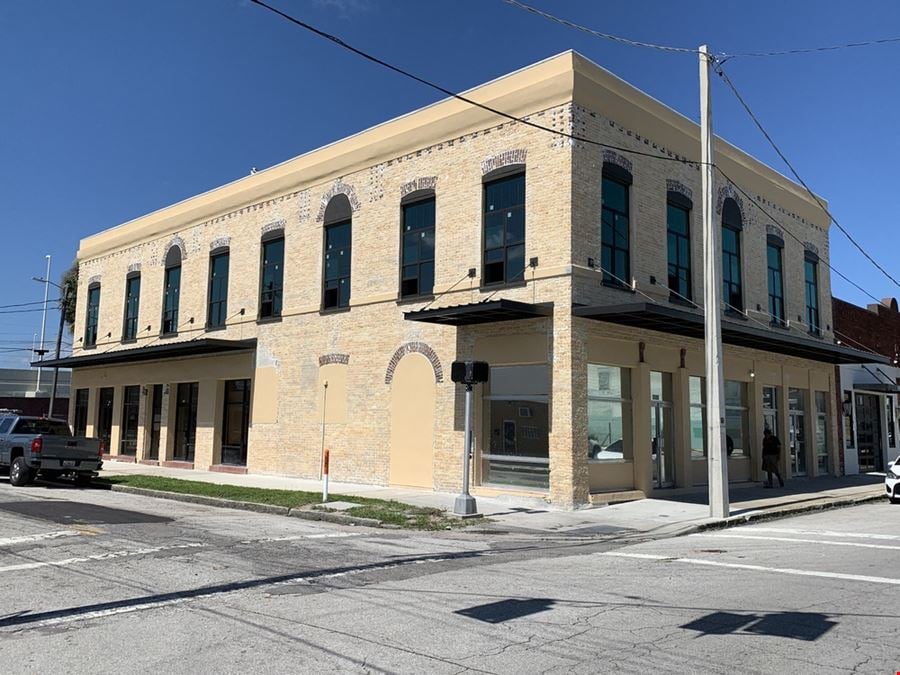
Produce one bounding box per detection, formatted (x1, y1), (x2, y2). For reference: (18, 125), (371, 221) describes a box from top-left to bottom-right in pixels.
(42, 51), (876, 508)
(833, 297), (900, 475)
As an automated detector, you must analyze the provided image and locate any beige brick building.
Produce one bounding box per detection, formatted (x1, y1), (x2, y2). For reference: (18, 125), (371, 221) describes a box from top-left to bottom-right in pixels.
(49, 52), (875, 507)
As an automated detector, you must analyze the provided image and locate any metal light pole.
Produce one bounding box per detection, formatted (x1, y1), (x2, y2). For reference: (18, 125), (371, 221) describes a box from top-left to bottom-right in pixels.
(454, 383), (478, 516)
(700, 45), (729, 518)
(35, 255), (51, 396)
(33, 275), (65, 419)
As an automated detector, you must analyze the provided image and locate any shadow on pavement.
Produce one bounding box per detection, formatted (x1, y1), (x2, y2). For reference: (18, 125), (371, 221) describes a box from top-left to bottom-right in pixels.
(682, 610), (837, 641)
(455, 598), (555, 623)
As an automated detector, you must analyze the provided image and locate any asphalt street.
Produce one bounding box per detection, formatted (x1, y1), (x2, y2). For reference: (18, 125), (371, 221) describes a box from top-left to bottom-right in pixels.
(0, 479), (896, 674)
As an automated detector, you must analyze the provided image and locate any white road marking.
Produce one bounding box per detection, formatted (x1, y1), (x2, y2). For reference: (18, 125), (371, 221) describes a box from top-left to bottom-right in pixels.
(239, 532), (363, 544)
(0, 543), (204, 574)
(691, 532), (900, 551)
(739, 527), (900, 542)
(603, 551), (900, 586)
(0, 531), (81, 547)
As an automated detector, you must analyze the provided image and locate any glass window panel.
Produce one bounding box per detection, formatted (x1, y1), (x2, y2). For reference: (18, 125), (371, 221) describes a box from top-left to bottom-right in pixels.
(490, 364), (549, 398)
(485, 215), (504, 249)
(602, 177), (626, 212)
(506, 243), (525, 281)
(506, 209), (525, 244)
(402, 231), (419, 264)
(419, 261), (434, 296)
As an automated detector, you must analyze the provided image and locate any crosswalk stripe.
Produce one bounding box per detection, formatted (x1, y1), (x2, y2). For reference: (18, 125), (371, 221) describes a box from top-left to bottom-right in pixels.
(0, 543), (204, 574)
(0, 531), (81, 547)
(739, 527), (900, 542)
(691, 532), (900, 551)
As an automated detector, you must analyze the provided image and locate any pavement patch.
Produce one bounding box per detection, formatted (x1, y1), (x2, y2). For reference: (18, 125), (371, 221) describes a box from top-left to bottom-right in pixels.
(0, 500), (172, 525)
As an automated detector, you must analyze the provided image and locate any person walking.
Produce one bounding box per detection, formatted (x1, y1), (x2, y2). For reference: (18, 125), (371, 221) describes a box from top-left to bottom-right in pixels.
(761, 428), (784, 488)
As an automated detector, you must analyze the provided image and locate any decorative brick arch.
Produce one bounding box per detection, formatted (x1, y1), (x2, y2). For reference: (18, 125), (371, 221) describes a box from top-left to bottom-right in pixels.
(316, 179), (360, 222)
(601, 149), (633, 174)
(161, 235), (187, 265)
(666, 179), (693, 202)
(481, 148), (527, 175)
(318, 353), (350, 366)
(715, 183), (746, 221)
(400, 176), (437, 198)
(384, 342), (443, 384)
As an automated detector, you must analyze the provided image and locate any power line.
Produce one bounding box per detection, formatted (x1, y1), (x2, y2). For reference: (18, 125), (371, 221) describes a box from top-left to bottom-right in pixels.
(502, 0), (698, 54)
(504, 0), (900, 60)
(0, 298), (63, 310)
(712, 62), (900, 291)
(716, 165), (887, 309)
(247, 0), (703, 166)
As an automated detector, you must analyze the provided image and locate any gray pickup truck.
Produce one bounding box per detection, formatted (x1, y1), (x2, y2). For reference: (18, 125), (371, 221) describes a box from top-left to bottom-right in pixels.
(0, 412), (102, 486)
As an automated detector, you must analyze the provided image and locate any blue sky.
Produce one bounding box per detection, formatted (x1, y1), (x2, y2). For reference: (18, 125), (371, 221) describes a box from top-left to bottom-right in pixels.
(1, 0), (899, 367)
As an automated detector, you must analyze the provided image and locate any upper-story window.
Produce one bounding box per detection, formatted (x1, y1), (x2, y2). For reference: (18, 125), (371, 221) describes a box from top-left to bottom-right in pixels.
(259, 231), (284, 319)
(323, 194), (352, 310)
(122, 273), (141, 342)
(666, 190), (692, 302)
(721, 198), (743, 312)
(483, 169), (525, 286)
(207, 247), (229, 329)
(601, 163), (632, 287)
(161, 246), (181, 336)
(767, 235), (785, 327)
(805, 251), (820, 335)
(84, 282), (101, 347)
(400, 191), (436, 298)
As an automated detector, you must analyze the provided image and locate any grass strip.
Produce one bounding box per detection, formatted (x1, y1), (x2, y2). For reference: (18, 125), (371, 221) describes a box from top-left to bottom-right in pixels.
(98, 474), (473, 530)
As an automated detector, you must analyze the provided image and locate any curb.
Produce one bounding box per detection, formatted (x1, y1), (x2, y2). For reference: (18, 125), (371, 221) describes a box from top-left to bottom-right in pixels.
(108, 485), (383, 527)
(691, 490), (886, 533)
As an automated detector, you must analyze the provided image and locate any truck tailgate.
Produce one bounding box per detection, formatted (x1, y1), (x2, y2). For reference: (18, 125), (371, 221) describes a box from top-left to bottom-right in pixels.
(40, 437), (101, 461)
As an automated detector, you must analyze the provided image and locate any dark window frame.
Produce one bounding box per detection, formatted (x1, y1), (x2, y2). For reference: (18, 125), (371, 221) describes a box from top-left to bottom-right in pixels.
(122, 272), (141, 342)
(221, 379), (251, 466)
(73, 388), (89, 436)
(601, 164), (633, 289)
(399, 190), (436, 300)
(96, 386), (114, 451)
(120, 385), (140, 455)
(259, 231), (284, 320)
(721, 198), (744, 313)
(173, 381), (199, 462)
(481, 168), (526, 288)
(322, 197), (353, 311)
(666, 191), (692, 303)
(207, 247), (230, 329)
(804, 251), (820, 336)
(767, 235), (786, 327)
(161, 247), (182, 336)
(84, 282), (101, 348)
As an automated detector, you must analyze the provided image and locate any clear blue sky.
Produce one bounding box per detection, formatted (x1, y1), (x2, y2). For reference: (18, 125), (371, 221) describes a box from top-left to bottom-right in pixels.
(2, 0), (899, 367)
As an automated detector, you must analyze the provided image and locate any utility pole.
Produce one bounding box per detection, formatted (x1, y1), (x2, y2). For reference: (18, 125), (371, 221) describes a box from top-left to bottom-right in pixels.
(35, 255), (51, 396)
(47, 300), (66, 419)
(700, 45), (729, 519)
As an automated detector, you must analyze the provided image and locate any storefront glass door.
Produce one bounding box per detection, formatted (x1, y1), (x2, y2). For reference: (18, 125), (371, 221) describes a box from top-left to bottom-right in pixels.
(650, 372), (675, 488)
(856, 393), (883, 472)
(789, 388), (806, 477)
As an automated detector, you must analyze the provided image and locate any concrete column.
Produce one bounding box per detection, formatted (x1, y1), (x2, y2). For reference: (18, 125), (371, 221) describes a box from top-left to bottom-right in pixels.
(85, 387), (98, 438)
(548, 312), (589, 508)
(194, 379), (218, 469)
(674, 367), (692, 488)
(806, 384), (817, 477)
(160, 384), (174, 461)
(109, 385), (123, 457)
(779, 385), (791, 481)
(632, 362), (652, 496)
(749, 375), (765, 483)
(135, 386), (149, 461)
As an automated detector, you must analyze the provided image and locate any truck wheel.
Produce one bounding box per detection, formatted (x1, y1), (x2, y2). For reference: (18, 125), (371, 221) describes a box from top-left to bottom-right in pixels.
(10, 457), (34, 486)
(73, 473), (92, 487)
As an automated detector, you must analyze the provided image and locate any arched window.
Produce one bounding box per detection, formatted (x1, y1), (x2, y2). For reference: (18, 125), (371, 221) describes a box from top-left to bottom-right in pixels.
(400, 189), (436, 298)
(259, 231), (284, 319)
(323, 194), (352, 310)
(207, 246), (230, 329)
(122, 271), (141, 341)
(161, 246), (182, 335)
(84, 281), (101, 347)
(666, 190), (692, 302)
(601, 163), (632, 287)
(482, 165), (525, 286)
(804, 249), (820, 335)
(721, 198), (743, 312)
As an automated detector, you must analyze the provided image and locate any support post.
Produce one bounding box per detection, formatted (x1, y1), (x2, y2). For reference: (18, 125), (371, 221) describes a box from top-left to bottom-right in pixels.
(700, 44), (729, 518)
(322, 448), (330, 502)
(454, 383), (478, 516)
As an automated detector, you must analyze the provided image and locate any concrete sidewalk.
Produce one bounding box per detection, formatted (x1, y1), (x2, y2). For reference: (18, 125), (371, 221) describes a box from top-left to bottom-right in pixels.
(98, 460), (887, 538)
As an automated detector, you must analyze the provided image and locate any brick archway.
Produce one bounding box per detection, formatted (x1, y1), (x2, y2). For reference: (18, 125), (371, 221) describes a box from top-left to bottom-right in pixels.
(384, 342), (443, 384)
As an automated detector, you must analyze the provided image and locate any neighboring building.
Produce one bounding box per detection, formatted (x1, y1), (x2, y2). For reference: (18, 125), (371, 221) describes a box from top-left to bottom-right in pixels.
(41, 51), (876, 507)
(833, 297), (900, 474)
(0, 368), (71, 418)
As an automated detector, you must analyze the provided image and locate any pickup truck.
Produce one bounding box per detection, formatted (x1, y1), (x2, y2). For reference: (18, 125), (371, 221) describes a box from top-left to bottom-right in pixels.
(0, 412), (103, 487)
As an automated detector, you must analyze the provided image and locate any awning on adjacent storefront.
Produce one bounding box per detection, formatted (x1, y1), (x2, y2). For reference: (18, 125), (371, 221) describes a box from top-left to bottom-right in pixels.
(404, 299), (553, 326)
(32, 338), (258, 369)
(573, 302), (888, 365)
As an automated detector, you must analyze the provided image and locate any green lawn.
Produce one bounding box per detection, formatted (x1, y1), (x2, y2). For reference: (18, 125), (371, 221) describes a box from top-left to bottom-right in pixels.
(99, 475), (473, 530)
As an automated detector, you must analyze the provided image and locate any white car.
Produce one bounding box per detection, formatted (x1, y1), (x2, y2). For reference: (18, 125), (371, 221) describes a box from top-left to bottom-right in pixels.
(886, 456), (900, 504)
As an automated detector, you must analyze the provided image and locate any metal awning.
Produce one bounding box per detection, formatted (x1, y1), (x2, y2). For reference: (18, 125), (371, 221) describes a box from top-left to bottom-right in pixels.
(404, 299), (553, 326)
(32, 338), (257, 369)
(853, 383), (900, 394)
(573, 302), (887, 365)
